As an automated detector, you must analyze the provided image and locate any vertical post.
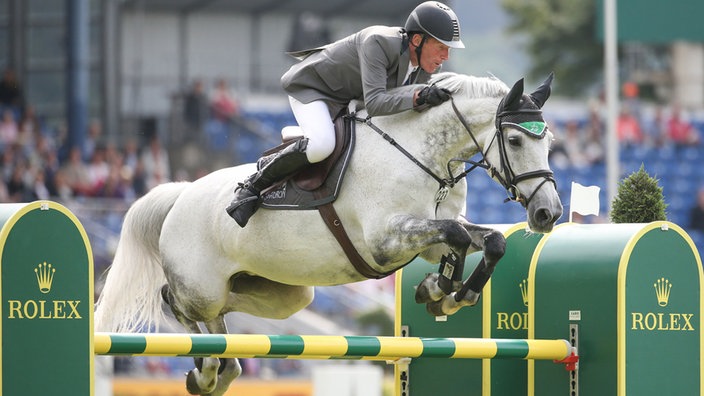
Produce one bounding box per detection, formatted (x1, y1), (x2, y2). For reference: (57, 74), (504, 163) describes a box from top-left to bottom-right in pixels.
(604, 0), (619, 210)
(178, 11), (189, 92)
(249, 13), (261, 91)
(8, 0), (24, 70)
(67, 0), (90, 153)
(103, 0), (119, 140)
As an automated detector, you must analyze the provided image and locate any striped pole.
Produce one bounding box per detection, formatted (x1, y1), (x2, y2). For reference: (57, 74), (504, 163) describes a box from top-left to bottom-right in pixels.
(95, 333), (573, 361)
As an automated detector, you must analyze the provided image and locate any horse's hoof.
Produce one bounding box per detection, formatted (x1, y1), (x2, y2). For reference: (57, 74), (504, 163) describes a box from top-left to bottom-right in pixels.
(185, 369), (203, 395)
(185, 368), (216, 395)
(193, 357), (203, 371)
(426, 300), (447, 316)
(438, 277), (464, 295)
(415, 286), (433, 304)
(460, 290), (481, 306)
(415, 273), (444, 303)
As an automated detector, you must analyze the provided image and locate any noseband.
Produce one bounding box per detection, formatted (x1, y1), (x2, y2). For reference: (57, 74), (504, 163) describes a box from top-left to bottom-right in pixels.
(450, 98), (556, 207)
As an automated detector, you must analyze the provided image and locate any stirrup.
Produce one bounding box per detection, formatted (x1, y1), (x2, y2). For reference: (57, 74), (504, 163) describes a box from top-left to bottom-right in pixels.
(226, 195), (260, 227)
(233, 181), (248, 193)
(226, 181), (261, 227)
(226, 193), (259, 212)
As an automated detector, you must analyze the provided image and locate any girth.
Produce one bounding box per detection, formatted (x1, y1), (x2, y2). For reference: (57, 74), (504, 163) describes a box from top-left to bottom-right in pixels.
(315, 192), (396, 279)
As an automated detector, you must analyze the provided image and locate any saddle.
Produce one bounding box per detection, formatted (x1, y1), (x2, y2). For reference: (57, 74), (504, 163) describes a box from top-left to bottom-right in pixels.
(260, 113), (354, 210)
(258, 113), (391, 279)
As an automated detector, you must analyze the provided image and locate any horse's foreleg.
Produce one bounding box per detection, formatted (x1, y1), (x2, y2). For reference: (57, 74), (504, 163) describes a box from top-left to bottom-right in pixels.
(455, 224), (506, 299)
(373, 216), (472, 305)
(424, 220), (506, 316)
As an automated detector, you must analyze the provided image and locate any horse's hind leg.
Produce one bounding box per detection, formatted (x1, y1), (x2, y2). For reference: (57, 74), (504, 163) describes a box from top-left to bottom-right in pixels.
(161, 286), (241, 396)
(195, 317), (241, 396)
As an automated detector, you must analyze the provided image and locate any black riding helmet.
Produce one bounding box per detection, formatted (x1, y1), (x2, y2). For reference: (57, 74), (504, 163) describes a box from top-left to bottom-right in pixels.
(404, 1), (465, 49)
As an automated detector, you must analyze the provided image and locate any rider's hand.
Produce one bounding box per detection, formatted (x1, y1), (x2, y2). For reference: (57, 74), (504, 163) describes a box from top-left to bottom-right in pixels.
(415, 86), (451, 108)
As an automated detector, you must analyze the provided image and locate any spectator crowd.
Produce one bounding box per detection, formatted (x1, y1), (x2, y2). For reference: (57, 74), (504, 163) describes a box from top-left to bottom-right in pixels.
(0, 72), (248, 206)
(548, 85), (701, 171)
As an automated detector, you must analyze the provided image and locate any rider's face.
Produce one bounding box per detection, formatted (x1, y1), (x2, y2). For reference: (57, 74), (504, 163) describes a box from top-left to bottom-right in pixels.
(415, 36), (450, 73)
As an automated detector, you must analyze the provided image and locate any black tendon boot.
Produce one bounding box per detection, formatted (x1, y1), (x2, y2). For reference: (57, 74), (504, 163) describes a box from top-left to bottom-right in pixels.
(226, 138), (310, 227)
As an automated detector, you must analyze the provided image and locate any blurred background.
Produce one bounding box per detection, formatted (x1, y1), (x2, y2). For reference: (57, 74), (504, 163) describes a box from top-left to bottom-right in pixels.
(1, 0), (703, 394)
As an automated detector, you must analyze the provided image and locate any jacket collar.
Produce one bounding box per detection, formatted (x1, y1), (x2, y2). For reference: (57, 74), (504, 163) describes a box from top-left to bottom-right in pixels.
(397, 33), (412, 87)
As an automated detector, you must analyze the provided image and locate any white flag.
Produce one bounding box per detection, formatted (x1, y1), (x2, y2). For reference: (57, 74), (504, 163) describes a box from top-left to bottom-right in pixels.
(570, 182), (600, 222)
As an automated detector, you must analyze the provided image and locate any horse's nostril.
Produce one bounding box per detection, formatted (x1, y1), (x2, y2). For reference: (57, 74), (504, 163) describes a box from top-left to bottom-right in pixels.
(535, 208), (551, 224)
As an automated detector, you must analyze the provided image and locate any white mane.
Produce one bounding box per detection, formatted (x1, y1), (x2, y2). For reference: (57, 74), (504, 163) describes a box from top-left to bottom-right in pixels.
(430, 72), (509, 99)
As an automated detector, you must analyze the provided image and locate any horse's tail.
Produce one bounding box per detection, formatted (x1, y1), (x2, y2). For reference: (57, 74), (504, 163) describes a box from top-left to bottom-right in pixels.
(94, 182), (190, 333)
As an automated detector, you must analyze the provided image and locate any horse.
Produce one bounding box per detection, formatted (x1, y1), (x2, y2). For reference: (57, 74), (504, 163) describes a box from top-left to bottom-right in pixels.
(94, 72), (562, 395)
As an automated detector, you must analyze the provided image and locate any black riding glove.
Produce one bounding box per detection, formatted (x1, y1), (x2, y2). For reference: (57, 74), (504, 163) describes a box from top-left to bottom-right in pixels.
(416, 85), (451, 107)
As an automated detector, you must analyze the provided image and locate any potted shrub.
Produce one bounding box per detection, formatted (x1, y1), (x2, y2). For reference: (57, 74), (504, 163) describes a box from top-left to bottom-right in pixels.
(610, 165), (667, 223)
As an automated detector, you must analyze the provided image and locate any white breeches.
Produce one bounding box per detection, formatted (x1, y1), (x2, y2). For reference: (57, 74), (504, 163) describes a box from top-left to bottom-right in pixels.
(286, 96), (336, 163)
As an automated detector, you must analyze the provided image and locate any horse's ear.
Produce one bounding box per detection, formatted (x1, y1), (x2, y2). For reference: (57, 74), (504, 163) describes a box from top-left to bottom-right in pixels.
(529, 72), (554, 109)
(502, 78), (525, 111)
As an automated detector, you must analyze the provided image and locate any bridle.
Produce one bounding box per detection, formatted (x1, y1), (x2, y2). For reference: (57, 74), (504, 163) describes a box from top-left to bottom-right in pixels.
(359, 95), (556, 209)
(451, 97), (556, 207)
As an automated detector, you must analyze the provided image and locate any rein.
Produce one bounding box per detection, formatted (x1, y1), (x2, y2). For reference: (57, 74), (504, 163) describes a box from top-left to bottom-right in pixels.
(356, 115), (466, 208)
(356, 116), (452, 188)
(359, 95), (555, 209)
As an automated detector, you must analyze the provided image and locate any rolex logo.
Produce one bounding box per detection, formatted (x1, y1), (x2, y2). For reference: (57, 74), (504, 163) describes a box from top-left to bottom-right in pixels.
(519, 279), (528, 307)
(34, 262), (55, 294)
(496, 279), (530, 330)
(654, 278), (672, 307)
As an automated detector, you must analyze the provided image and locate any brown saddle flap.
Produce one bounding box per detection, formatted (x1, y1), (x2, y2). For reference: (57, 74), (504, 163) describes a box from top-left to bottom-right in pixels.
(295, 116), (349, 191)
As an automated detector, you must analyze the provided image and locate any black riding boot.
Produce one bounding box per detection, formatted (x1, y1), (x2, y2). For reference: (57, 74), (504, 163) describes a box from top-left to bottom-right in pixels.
(226, 138), (310, 227)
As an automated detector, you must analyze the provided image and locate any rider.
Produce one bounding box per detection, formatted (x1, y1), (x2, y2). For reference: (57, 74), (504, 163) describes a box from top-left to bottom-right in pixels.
(226, 1), (465, 227)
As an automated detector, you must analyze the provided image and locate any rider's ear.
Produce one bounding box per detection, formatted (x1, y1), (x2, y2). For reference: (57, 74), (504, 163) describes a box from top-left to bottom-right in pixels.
(410, 33), (423, 47)
(529, 72), (554, 109)
(503, 78), (525, 111)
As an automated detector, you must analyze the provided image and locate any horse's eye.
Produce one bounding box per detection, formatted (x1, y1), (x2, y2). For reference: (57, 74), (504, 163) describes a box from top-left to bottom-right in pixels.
(508, 135), (521, 147)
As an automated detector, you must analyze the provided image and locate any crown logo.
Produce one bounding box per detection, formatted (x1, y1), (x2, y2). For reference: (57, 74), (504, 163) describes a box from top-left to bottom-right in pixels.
(654, 278), (672, 307)
(34, 262), (55, 294)
(519, 279), (528, 306)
